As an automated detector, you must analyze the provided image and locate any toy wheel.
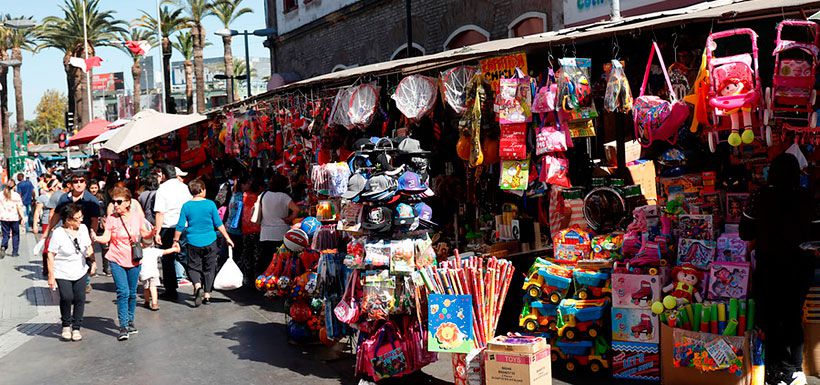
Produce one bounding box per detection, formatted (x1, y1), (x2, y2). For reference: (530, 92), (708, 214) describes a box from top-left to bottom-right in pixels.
(811, 112), (818, 129)
(707, 132), (717, 153)
(551, 351), (559, 362)
(812, 89), (817, 105)
(648, 268), (659, 275)
(590, 360), (603, 373)
(659, 259), (668, 266)
(765, 87), (771, 109)
(564, 327), (578, 340)
(566, 360), (577, 372)
(527, 285), (541, 299)
(588, 326), (599, 338)
(577, 289), (589, 300)
(765, 126), (773, 147)
(549, 292), (562, 304)
(524, 319), (538, 332)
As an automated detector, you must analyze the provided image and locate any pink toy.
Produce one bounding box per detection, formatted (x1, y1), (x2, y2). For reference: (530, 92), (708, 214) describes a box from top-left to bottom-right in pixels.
(612, 308), (659, 343)
(716, 233), (748, 262)
(612, 273), (661, 309)
(763, 20), (820, 145)
(704, 28), (762, 152)
(707, 262), (750, 299)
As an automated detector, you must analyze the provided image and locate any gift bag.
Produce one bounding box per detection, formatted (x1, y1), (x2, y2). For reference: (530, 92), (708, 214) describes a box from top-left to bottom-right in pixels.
(499, 123), (527, 160)
(213, 247), (243, 290)
(535, 124), (568, 155)
(361, 322), (411, 381)
(539, 154), (571, 187)
(334, 269), (362, 324)
(634, 42), (689, 147)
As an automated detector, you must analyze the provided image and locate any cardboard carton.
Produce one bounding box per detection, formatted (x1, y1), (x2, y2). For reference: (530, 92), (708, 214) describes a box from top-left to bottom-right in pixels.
(660, 324), (751, 385)
(612, 273), (662, 309)
(485, 336), (551, 385)
(612, 341), (660, 381)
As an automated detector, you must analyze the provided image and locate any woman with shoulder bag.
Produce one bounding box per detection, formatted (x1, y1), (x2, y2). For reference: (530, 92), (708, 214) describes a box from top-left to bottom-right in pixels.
(254, 174), (299, 277)
(92, 186), (151, 341)
(47, 204), (95, 341)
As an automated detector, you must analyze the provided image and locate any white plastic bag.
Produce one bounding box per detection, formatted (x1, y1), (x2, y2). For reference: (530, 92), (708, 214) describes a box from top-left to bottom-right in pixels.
(33, 239), (45, 257)
(214, 247), (243, 290)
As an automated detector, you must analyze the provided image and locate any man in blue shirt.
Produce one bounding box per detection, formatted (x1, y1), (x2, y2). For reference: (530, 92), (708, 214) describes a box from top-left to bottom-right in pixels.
(16, 173), (35, 232)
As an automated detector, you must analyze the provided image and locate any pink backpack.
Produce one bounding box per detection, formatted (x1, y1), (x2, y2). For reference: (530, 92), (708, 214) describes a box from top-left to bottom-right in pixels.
(633, 42), (690, 147)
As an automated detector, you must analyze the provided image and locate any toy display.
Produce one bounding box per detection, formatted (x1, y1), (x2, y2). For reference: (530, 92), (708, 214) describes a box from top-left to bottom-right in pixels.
(612, 308), (659, 344)
(677, 215), (714, 240)
(553, 227), (592, 263)
(707, 262), (750, 300)
(428, 294), (474, 353)
(612, 273), (661, 309)
(716, 232), (748, 262)
(553, 339), (609, 372)
(519, 300), (558, 332)
(663, 264), (705, 306)
(677, 239), (716, 270)
(522, 258), (573, 303)
(724, 193), (749, 224)
(556, 299), (609, 341)
(572, 269), (611, 300)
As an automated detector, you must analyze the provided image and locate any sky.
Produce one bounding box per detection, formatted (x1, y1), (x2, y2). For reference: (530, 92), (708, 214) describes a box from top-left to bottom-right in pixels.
(3, 0), (271, 121)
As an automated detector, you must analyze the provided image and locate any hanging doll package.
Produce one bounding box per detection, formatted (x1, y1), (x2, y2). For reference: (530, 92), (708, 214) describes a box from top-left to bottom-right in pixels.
(363, 270), (397, 320)
(604, 60), (633, 113)
(557, 58), (598, 121)
(494, 69), (532, 124)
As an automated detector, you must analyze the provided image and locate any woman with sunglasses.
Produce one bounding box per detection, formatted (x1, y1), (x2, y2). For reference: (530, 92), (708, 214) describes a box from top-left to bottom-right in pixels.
(92, 186), (151, 341)
(46, 204), (94, 341)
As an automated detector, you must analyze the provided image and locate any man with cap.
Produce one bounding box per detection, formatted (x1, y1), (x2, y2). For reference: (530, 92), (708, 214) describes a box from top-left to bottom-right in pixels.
(153, 164), (193, 300)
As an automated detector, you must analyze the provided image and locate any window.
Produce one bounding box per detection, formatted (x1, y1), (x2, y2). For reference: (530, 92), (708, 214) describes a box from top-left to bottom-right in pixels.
(508, 12), (548, 38)
(283, 0), (297, 13)
(390, 43), (426, 60)
(443, 25), (490, 50)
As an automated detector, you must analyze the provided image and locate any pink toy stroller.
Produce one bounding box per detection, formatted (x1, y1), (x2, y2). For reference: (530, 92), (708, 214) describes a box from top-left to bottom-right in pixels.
(763, 20), (820, 146)
(704, 28), (762, 153)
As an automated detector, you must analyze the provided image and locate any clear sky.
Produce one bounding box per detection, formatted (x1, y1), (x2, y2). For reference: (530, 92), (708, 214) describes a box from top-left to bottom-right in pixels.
(4, 0), (270, 121)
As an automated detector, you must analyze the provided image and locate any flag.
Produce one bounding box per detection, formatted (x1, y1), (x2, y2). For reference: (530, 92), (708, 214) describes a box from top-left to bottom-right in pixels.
(125, 40), (152, 56)
(69, 57), (87, 72)
(85, 56), (102, 69)
(69, 56), (103, 72)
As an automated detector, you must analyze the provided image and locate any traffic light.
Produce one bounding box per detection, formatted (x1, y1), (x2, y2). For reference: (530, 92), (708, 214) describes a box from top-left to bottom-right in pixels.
(58, 131), (67, 148)
(65, 111), (74, 132)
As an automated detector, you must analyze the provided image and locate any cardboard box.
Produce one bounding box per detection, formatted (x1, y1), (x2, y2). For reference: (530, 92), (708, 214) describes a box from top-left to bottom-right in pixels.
(612, 308), (659, 344)
(604, 139), (641, 166)
(485, 337), (551, 385)
(453, 349), (485, 385)
(612, 341), (660, 381)
(612, 273), (662, 309)
(660, 324), (751, 385)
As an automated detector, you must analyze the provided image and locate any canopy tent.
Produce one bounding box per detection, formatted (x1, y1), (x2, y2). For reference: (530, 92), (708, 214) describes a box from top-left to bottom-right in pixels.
(102, 109), (207, 153)
(67, 119), (112, 146)
(89, 127), (121, 145)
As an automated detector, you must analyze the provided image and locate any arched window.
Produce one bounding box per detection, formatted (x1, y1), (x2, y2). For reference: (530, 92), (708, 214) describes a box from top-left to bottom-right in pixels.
(508, 12), (548, 38)
(332, 64), (358, 72)
(443, 25), (490, 50)
(390, 43), (426, 60)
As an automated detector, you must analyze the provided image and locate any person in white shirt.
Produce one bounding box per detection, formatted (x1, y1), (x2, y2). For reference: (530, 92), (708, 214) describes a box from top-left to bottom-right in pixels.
(46, 204), (95, 341)
(152, 165), (192, 300)
(0, 179), (26, 257)
(257, 174), (299, 276)
(139, 230), (180, 311)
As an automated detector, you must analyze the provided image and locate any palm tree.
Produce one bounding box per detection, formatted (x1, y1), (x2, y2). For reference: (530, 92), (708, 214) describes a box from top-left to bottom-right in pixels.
(210, 0), (252, 103)
(0, 25), (11, 157)
(116, 27), (158, 114)
(138, 3), (186, 113)
(6, 15), (36, 134)
(178, 0), (214, 113)
(38, 0), (126, 128)
(172, 31), (195, 113)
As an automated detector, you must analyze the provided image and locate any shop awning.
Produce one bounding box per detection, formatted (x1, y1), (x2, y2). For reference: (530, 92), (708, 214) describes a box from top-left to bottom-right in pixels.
(88, 127), (121, 145)
(102, 109), (207, 153)
(214, 0), (820, 113)
(67, 119), (111, 146)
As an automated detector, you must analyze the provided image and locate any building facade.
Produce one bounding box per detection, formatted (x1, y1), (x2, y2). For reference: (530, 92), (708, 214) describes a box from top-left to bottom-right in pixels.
(265, 0), (560, 79)
(169, 56), (271, 111)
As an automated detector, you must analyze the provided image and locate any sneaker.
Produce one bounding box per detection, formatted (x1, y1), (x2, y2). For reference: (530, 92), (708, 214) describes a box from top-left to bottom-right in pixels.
(127, 322), (138, 334)
(203, 297), (211, 305)
(11, 253), (18, 257)
(61, 327), (72, 341)
(194, 287), (203, 307)
(117, 328), (129, 341)
(788, 371), (807, 385)
(71, 330), (82, 341)
(178, 279), (192, 286)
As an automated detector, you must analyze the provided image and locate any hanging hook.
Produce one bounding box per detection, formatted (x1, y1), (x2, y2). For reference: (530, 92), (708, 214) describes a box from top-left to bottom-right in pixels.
(612, 34), (620, 60)
(672, 32), (679, 60)
(571, 38), (577, 57)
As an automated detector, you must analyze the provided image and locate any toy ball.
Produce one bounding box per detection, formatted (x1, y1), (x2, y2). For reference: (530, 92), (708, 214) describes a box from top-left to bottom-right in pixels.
(265, 276), (278, 291)
(304, 273), (318, 295)
(319, 327), (334, 347)
(663, 295), (678, 310)
(741, 129), (754, 144)
(310, 298), (324, 312)
(283, 228), (310, 252)
(289, 301), (312, 323)
(727, 132), (741, 147)
(300, 217), (321, 238)
(651, 301), (665, 315)
(255, 275), (267, 291)
(287, 320), (309, 342)
(307, 316), (322, 331)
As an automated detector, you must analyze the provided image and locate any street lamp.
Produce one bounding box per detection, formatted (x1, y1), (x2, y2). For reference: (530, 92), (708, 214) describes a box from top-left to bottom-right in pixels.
(214, 74), (247, 104)
(214, 27), (277, 99)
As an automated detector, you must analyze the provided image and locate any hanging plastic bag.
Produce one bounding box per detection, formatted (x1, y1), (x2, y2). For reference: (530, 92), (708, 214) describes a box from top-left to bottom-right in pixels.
(440, 66), (478, 114)
(540, 154), (571, 188)
(557, 58), (598, 120)
(535, 124), (568, 155)
(329, 87), (354, 129)
(532, 69), (558, 113)
(348, 83), (380, 128)
(604, 60), (633, 113)
(392, 74), (438, 121)
(214, 247), (243, 290)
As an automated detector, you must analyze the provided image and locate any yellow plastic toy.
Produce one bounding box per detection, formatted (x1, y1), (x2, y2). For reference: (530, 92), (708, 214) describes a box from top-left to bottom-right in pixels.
(683, 51), (710, 133)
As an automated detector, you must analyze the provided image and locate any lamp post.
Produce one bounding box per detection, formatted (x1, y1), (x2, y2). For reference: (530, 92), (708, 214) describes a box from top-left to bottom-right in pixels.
(214, 28), (276, 99)
(214, 74), (247, 105)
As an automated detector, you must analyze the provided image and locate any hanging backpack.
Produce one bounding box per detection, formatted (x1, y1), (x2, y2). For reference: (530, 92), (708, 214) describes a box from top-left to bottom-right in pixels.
(633, 42), (690, 147)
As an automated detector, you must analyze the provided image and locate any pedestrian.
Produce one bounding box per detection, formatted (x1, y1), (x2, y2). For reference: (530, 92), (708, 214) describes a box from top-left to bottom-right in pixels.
(92, 186), (151, 341)
(41, 176), (69, 276)
(46, 204), (95, 341)
(137, 174), (160, 227)
(741, 153), (816, 385)
(0, 179), (25, 257)
(33, 179), (59, 234)
(173, 179), (234, 306)
(224, 176), (244, 265)
(256, 174), (299, 276)
(240, 177), (263, 285)
(139, 234), (180, 311)
(152, 164), (192, 301)
(16, 173), (35, 232)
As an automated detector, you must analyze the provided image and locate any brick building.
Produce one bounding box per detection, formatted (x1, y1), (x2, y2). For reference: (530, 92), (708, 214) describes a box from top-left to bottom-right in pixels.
(264, 0), (560, 80)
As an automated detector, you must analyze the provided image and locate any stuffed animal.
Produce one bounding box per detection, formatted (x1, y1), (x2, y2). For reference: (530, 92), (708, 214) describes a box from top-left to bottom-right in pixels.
(662, 264), (704, 306)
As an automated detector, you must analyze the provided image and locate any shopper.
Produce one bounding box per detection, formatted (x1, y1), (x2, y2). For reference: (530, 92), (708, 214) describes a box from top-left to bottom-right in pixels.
(174, 179), (234, 307)
(92, 186), (150, 341)
(0, 179), (25, 257)
(137, 174), (160, 227)
(153, 164), (192, 301)
(48, 173), (101, 237)
(741, 153), (816, 385)
(240, 177), (263, 285)
(224, 177), (244, 267)
(16, 173), (35, 232)
(256, 174), (299, 276)
(33, 179), (59, 234)
(139, 235), (180, 311)
(47, 204), (94, 341)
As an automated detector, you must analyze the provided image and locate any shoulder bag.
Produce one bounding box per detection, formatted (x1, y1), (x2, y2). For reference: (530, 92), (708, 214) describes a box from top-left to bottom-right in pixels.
(119, 215), (143, 263)
(633, 41), (690, 147)
(251, 191), (267, 224)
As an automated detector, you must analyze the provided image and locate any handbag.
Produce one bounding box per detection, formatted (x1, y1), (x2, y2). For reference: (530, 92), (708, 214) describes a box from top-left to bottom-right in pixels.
(360, 321), (410, 381)
(633, 42), (690, 147)
(119, 215), (143, 263)
(334, 269), (362, 324)
(250, 191), (266, 224)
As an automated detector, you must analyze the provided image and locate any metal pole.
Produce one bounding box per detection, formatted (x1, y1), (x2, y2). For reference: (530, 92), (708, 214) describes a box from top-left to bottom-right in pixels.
(82, 0), (93, 123)
(611, 0), (622, 21)
(155, 0), (167, 113)
(244, 31), (251, 98)
(405, 0), (412, 57)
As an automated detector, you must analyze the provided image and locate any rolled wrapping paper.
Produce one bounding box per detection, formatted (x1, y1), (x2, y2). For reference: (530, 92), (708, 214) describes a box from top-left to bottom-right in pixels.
(729, 298), (739, 322)
(717, 303), (727, 334)
(747, 299), (756, 331)
(723, 318), (739, 336)
(693, 303), (703, 331)
(739, 300), (747, 336)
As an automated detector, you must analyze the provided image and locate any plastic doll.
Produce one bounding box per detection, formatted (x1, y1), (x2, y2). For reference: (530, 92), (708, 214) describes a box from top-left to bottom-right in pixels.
(663, 265), (704, 306)
(718, 77), (755, 146)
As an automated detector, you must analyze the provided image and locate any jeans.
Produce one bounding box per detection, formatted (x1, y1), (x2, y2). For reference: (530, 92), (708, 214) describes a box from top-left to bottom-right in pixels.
(159, 228), (179, 294)
(23, 204), (32, 231)
(186, 242), (218, 292)
(110, 262), (141, 328)
(56, 274), (87, 330)
(1, 220), (20, 254)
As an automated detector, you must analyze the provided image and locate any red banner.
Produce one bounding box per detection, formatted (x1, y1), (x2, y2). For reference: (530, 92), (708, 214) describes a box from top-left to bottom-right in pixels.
(479, 52), (528, 94)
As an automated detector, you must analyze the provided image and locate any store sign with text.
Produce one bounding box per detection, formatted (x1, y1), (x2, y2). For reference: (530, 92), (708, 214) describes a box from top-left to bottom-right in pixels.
(563, 0), (699, 26)
(479, 52), (528, 94)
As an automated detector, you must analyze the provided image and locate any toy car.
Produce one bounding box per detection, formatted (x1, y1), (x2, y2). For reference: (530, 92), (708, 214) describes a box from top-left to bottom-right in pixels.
(553, 340), (609, 373)
(557, 298), (610, 340)
(522, 260), (574, 304)
(520, 300), (559, 332)
(573, 269), (612, 300)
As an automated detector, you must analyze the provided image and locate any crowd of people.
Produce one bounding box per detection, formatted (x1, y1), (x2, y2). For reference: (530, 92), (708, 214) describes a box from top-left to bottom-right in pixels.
(10, 162), (298, 342)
